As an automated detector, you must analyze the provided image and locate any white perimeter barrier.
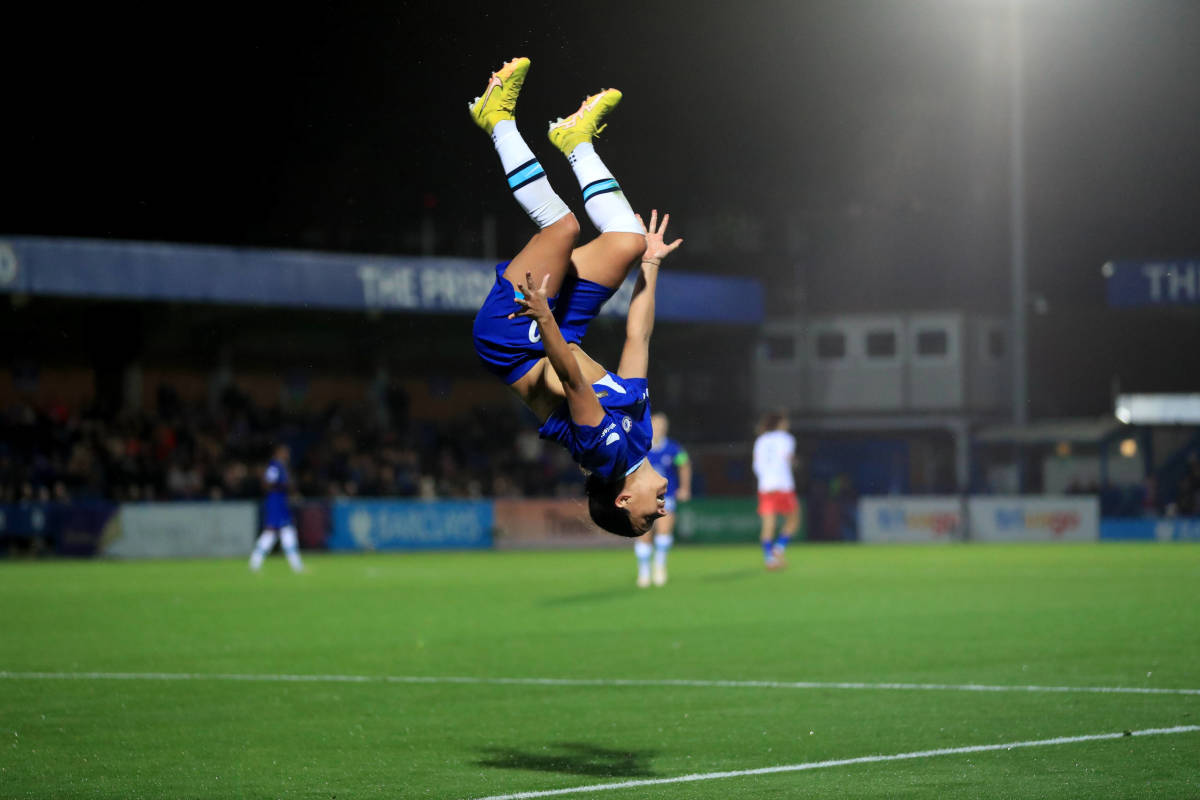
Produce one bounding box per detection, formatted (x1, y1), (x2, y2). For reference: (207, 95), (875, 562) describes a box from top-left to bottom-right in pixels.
(859, 496), (963, 543)
(106, 502), (257, 558)
(967, 496), (1099, 542)
(858, 496), (1100, 543)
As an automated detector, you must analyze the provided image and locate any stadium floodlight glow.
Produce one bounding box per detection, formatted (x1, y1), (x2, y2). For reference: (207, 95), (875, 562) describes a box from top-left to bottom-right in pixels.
(1114, 393), (1200, 425)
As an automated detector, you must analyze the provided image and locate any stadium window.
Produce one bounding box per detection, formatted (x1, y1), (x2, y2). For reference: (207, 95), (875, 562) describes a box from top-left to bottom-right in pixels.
(815, 331), (846, 361)
(865, 330), (897, 359)
(915, 329), (948, 357)
(764, 335), (796, 362)
(988, 328), (1006, 359)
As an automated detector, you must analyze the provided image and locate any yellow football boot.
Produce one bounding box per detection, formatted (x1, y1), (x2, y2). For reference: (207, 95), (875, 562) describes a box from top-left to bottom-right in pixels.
(547, 88), (622, 156)
(468, 57), (531, 134)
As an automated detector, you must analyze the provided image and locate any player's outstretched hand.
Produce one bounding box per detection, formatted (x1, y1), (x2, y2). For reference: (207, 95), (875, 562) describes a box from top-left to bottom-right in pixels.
(636, 209), (683, 265)
(508, 272), (553, 321)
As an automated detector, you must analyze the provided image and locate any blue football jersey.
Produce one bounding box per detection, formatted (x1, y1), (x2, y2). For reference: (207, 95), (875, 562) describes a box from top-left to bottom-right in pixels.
(649, 437), (688, 500)
(263, 459), (291, 528)
(538, 373), (653, 480)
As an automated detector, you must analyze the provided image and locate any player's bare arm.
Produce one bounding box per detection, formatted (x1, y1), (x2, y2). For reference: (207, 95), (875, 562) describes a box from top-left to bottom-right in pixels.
(511, 272), (605, 427)
(618, 210), (682, 379)
(678, 457), (693, 502)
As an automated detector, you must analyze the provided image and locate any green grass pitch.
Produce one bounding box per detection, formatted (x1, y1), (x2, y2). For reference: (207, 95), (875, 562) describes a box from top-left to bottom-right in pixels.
(1, 543), (1198, 798)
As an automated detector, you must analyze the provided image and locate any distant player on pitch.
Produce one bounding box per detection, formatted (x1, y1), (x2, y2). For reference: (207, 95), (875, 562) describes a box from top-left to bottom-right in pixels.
(634, 412), (691, 587)
(248, 444), (304, 573)
(753, 412), (799, 570)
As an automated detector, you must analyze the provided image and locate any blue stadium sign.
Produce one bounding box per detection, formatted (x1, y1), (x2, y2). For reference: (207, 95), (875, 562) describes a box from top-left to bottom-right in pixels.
(329, 499), (493, 551)
(0, 236), (765, 324)
(1104, 260), (1200, 307)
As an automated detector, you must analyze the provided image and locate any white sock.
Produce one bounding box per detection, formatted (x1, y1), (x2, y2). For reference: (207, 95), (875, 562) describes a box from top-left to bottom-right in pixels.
(280, 526), (303, 573)
(653, 533), (673, 568)
(634, 541), (652, 576)
(492, 120), (571, 229)
(249, 530), (277, 571)
(568, 141), (642, 234)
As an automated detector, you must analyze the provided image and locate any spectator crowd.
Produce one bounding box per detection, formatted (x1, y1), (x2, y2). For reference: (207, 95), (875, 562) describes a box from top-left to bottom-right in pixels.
(0, 382), (588, 505)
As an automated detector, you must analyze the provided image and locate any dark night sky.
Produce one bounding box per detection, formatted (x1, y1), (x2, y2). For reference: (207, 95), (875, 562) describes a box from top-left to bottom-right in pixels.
(6, 0), (1200, 414)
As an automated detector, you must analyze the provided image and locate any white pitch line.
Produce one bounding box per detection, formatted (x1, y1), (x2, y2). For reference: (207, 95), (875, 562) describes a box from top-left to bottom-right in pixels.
(465, 725), (1200, 800)
(1, 670), (1199, 697)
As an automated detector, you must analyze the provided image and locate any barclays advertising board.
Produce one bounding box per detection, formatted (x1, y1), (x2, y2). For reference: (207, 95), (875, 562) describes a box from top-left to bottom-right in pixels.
(329, 500), (492, 551)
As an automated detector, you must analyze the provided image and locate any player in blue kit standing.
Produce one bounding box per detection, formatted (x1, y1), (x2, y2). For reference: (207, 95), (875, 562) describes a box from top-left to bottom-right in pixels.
(635, 412), (691, 586)
(248, 444), (304, 573)
(468, 57), (682, 536)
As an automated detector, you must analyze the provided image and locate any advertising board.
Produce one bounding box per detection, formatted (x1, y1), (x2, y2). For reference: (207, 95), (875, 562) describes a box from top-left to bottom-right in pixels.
(858, 496), (963, 543)
(492, 498), (618, 549)
(1100, 517), (1200, 542)
(1105, 260), (1200, 307)
(1, 236), (763, 323)
(967, 497), (1099, 542)
(675, 498), (770, 543)
(56, 502), (120, 556)
(106, 502), (257, 558)
(328, 499), (492, 551)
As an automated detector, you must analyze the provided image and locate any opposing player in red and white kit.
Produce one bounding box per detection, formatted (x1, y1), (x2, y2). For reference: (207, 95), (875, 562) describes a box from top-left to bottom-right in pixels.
(752, 412), (799, 569)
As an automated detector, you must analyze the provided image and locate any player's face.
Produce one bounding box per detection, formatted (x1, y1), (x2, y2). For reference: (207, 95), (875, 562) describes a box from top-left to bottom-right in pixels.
(625, 466), (670, 534)
(651, 414), (668, 440)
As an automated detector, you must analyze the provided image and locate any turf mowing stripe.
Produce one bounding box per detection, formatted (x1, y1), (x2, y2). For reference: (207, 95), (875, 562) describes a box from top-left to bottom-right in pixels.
(2, 670), (1199, 697)
(464, 725), (1200, 800)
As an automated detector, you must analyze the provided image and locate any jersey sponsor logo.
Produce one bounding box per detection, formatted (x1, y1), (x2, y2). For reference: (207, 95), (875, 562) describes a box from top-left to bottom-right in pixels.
(599, 421), (620, 447)
(621, 416), (632, 432)
(528, 321), (541, 343)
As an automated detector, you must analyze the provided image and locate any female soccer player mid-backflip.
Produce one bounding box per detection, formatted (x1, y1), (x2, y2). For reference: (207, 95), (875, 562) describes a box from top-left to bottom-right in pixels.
(469, 57), (682, 537)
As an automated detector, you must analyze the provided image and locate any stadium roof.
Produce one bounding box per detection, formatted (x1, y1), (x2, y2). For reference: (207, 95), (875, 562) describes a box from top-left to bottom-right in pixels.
(974, 416), (1125, 445)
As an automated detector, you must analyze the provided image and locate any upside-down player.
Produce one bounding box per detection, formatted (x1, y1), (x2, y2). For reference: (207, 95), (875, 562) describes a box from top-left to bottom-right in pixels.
(635, 412), (691, 586)
(469, 57), (682, 537)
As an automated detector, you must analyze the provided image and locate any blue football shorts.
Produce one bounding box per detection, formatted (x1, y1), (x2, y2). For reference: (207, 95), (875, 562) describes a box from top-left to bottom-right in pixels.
(472, 261), (617, 385)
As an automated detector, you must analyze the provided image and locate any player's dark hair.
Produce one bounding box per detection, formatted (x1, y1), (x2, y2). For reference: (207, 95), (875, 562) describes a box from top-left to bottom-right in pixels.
(760, 411), (785, 434)
(585, 472), (638, 538)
